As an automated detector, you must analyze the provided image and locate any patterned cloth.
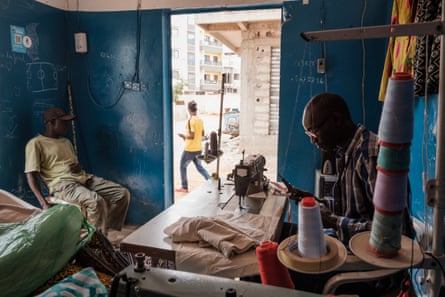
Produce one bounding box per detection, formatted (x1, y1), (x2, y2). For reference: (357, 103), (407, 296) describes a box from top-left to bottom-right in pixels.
(35, 267), (108, 297)
(378, 0), (418, 101)
(414, 0), (442, 96)
(332, 125), (379, 245)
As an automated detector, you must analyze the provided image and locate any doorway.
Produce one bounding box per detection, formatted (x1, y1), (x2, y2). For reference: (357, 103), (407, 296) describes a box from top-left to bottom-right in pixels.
(171, 9), (282, 201)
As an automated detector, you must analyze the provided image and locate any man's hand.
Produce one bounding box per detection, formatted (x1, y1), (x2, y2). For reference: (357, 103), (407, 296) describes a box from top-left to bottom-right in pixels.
(69, 163), (83, 173)
(41, 200), (50, 210)
(320, 204), (337, 230)
(288, 186), (313, 200)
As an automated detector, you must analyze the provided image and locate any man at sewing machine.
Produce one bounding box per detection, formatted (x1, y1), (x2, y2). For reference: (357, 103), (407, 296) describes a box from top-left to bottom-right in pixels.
(288, 92), (413, 245)
(300, 92), (378, 245)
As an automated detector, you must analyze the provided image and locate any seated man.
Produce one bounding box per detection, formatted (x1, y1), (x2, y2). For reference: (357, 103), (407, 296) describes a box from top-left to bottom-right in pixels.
(24, 107), (130, 234)
(301, 92), (379, 245)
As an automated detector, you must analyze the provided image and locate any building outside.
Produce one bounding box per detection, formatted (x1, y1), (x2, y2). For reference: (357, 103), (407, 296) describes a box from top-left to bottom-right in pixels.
(172, 9), (281, 166)
(171, 15), (241, 97)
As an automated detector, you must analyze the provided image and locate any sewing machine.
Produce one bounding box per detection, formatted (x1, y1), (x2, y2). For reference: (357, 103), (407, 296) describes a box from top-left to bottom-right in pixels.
(110, 258), (322, 297)
(228, 153), (269, 213)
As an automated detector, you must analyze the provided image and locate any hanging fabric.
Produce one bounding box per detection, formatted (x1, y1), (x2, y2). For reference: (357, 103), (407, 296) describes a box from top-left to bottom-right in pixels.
(378, 0), (418, 101)
(414, 0), (442, 96)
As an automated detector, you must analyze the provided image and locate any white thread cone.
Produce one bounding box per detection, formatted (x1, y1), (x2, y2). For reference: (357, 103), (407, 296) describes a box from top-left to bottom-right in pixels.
(298, 197), (327, 258)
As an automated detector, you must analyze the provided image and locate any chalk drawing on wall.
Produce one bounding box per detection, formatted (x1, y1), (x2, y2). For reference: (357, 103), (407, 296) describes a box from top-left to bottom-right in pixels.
(0, 99), (18, 139)
(26, 62), (58, 93)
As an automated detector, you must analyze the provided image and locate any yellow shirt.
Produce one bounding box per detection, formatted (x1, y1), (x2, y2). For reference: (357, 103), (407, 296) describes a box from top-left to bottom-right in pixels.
(184, 116), (204, 152)
(25, 135), (92, 192)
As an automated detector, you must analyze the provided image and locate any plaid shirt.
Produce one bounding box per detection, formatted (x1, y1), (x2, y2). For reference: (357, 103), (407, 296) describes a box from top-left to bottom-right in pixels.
(332, 125), (379, 244)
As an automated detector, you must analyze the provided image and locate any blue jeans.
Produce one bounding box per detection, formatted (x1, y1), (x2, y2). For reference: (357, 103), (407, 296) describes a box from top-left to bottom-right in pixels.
(179, 150), (210, 190)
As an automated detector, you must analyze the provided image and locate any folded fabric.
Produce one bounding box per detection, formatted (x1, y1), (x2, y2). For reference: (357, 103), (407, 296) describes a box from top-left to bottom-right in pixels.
(164, 213), (265, 258)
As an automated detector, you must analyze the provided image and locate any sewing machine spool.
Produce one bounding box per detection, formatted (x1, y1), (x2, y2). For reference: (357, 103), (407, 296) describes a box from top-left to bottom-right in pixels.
(349, 231), (423, 269)
(277, 235), (347, 274)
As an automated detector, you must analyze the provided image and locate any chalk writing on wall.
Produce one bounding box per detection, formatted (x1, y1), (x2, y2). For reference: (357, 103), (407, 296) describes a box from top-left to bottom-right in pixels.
(0, 51), (26, 72)
(294, 74), (325, 85)
(99, 47), (133, 63)
(291, 57), (326, 86)
(0, 99), (18, 139)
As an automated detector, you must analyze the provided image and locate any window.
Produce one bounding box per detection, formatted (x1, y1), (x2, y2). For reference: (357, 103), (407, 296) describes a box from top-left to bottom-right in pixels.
(187, 53), (195, 64)
(187, 33), (195, 43)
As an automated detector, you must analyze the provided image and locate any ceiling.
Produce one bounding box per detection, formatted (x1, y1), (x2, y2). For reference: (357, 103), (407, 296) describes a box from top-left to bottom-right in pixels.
(36, 0), (286, 11)
(194, 9), (281, 54)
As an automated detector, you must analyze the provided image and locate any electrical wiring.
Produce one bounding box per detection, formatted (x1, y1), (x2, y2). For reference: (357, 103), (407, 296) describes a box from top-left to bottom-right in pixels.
(85, 0), (143, 109)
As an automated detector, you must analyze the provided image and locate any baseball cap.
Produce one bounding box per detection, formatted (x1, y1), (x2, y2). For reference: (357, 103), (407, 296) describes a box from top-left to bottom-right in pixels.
(43, 107), (76, 124)
(188, 100), (197, 111)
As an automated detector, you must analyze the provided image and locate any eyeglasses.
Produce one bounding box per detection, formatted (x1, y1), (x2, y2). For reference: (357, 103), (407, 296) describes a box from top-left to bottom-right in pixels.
(304, 115), (331, 138)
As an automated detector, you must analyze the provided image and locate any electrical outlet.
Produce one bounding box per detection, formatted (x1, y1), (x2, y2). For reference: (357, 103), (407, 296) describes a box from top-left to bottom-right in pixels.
(123, 81), (147, 91)
(123, 81), (132, 89)
(132, 82), (141, 91)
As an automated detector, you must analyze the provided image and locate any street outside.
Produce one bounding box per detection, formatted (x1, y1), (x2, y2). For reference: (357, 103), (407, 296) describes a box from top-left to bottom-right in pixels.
(173, 113), (277, 201)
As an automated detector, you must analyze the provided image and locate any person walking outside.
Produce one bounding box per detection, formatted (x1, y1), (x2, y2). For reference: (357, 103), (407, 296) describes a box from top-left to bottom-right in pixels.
(176, 100), (210, 193)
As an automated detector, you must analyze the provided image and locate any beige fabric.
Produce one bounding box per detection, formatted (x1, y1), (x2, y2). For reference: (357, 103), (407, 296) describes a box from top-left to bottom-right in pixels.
(164, 212), (272, 276)
(0, 189), (41, 223)
(164, 215), (262, 258)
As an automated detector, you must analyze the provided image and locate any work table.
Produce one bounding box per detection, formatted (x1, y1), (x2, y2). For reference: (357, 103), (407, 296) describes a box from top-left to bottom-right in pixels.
(120, 178), (289, 278)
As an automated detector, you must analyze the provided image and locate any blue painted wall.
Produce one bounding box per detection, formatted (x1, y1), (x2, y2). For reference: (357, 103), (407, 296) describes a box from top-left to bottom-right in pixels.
(0, 1), (68, 202)
(0, 2), (171, 225)
(278, 0), (391, 222)
(64, 9), (171, 224)
(410, 95), (438, 223)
